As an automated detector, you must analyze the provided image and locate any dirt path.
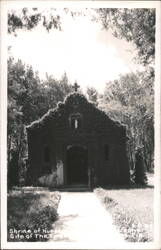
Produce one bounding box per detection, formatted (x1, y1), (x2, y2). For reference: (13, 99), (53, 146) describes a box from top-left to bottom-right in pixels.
(50, 192), (126, 248)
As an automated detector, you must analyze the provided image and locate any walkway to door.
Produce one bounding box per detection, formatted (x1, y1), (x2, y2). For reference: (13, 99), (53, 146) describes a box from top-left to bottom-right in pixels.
(50, 192), (126, 249)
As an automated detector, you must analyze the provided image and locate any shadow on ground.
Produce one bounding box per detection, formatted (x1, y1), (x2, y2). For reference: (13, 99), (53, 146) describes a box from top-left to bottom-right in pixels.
(52, 214), (79, 242)
(100, 184), (154, 190)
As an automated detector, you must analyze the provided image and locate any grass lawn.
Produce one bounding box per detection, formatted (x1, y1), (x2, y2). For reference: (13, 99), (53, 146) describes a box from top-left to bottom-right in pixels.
(95, 186), (153, 242)
(7, 187), (61, 242)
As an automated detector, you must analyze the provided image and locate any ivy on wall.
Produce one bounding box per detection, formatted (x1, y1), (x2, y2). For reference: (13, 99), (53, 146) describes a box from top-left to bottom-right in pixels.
(26, 93), (126, 139)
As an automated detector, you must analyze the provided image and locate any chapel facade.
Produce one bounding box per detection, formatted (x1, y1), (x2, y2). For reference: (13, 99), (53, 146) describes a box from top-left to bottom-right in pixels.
(26, 91), (130, 188)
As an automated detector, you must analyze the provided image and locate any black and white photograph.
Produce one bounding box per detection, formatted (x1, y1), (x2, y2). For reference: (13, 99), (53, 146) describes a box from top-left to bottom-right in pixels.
(0, 1), (161, 249)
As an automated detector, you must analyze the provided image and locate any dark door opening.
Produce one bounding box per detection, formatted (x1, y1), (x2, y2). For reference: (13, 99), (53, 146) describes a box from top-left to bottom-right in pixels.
(66, 146), (88, 185)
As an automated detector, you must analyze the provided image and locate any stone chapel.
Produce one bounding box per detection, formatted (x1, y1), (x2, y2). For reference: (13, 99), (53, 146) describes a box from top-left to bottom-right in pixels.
(26, 88), (130, 189)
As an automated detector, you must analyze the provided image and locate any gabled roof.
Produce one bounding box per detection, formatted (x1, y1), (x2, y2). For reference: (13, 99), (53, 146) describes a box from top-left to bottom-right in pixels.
(26, 92), (125, 133)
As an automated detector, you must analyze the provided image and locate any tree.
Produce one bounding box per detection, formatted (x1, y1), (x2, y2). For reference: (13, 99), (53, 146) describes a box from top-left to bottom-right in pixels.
(8, 8), (155, 67)
(42, 72), (73, 109)
(8, 58), (41, 187)
(8, 8), (62, 34)
(99, 70), (154, 172)
(8, 57), (73, 187)
(134, 147), (147, 185)
(8, 150), (19, 188)
(97, 8), (155, 66)
(8, 8), (91, 35)
(86, 86), (98, 105)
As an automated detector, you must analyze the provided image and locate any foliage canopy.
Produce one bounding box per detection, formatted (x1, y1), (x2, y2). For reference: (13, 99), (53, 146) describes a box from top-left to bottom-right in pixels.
(97, 8), (155, 65)
(8, 8), (155, 66)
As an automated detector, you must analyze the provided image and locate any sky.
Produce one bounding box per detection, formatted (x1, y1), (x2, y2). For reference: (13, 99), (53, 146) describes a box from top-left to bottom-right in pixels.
(8, 8), (141, 93)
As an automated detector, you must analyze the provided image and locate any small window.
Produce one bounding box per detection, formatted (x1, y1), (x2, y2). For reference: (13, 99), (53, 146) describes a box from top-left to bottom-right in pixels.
(70, 114), (81, 130)
(104, 145), (109, 160)
(44, 145), (50, 163)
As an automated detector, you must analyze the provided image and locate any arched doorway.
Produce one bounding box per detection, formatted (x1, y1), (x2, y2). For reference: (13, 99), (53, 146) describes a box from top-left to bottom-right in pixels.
(66, 146), (88, 185)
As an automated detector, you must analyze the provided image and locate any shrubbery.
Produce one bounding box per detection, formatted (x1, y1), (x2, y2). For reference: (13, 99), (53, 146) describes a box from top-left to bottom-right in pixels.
(7, 189), (61, 241)
(134, 148), (147, 185)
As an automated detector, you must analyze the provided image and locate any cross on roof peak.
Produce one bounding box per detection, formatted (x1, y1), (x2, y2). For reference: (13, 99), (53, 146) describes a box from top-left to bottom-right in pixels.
(72, 81), (80, 92)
